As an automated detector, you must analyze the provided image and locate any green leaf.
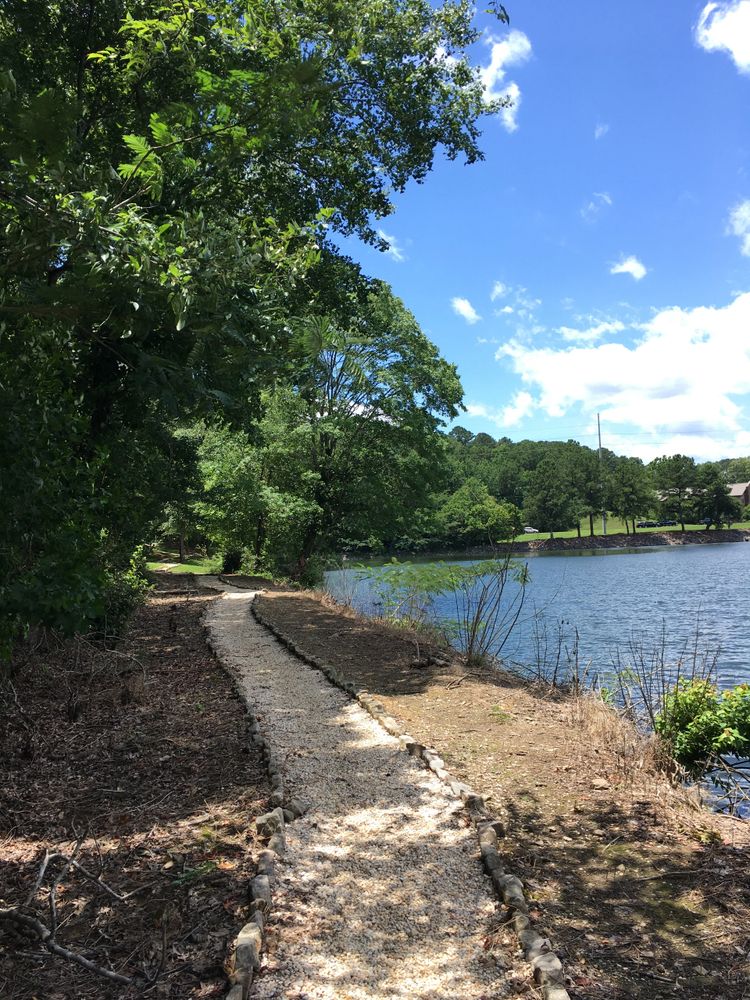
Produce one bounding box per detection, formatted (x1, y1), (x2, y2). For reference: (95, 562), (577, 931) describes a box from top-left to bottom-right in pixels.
(122, 133), (150, 158)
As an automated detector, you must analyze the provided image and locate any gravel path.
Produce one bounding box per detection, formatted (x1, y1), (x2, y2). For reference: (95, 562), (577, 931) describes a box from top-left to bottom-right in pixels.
(204, 584), (512, 999)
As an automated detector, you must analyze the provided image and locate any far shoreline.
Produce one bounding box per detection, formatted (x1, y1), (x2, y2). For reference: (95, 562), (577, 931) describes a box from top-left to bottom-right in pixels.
(348, 527), (750, 563)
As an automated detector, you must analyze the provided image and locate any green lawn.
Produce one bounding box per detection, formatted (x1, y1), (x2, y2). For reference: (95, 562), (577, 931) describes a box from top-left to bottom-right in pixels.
(515, 517), (750, 542)
(146, 550), (222, 574)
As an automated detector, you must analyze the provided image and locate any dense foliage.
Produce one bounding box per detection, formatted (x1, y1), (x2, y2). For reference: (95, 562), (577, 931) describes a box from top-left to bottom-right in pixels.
(0, 0), (499, 645)
(655, 679), (750, 770)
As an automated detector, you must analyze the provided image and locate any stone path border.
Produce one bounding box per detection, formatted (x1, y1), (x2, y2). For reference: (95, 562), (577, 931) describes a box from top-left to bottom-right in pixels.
(197, 580), (293, 1000)
(205, 575), (571, 1000)
(247, 591), (572, 1000)
(224, 799), (307, 1000)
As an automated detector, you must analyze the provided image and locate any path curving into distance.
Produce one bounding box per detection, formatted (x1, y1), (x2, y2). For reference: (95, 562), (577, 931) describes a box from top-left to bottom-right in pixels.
(203, 580), (513, 999)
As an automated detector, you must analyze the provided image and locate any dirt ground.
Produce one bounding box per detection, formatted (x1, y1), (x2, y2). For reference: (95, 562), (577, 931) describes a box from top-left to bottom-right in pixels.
(254, 586), (750, 1000)
(0, 579), (269, 999)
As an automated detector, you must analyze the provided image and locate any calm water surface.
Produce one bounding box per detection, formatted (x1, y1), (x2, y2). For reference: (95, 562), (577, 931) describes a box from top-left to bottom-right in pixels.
(325, 542), (750, 689)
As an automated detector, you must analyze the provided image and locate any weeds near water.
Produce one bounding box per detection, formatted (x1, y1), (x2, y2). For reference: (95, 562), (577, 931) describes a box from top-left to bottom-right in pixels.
(326, 557), (364, 609)
(508, 611), (594, 691)
(609, 621), (719, 732)
(367, 549), (529, 667)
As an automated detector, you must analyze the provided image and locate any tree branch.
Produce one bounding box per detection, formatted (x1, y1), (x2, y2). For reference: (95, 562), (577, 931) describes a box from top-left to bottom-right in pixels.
(0, 908), (135, 987)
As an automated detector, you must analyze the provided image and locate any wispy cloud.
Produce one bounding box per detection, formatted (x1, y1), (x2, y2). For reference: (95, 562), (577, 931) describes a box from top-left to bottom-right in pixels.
(558, 319), (625, 343)
(377, 229), (406, 262)
(610, 255), (647, 281)
(478, 30), (533, 132)
(452, 296), (482, 324)
(727, 199), (750, 254)
(696, 2), (750, 74)
(581, 191), (613, 222)
(490, 280), (509, 301)
(594, 122), (610, 140)
(495, 292), (750, 460)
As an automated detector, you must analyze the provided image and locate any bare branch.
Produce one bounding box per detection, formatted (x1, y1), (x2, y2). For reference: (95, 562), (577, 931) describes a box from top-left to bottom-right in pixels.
(0, 908), (135, 987)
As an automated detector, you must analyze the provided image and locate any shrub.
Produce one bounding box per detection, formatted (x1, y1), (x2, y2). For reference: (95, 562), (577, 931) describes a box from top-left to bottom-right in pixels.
(655, 679), (750, 769)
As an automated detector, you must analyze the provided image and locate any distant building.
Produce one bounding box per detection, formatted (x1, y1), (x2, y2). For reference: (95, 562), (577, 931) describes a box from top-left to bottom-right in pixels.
(728, 482), (750, 507)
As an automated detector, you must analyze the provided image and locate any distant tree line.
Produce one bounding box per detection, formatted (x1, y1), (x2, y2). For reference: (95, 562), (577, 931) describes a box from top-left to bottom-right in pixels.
(427, 432), (747, 545)
(157, 425), (749, 573)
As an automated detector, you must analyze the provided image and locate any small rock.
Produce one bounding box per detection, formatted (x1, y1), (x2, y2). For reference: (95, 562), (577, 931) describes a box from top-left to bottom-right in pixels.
(256, 807), (285, 837)
(590, 777), (610, 790)
(233, 919), (263, 971)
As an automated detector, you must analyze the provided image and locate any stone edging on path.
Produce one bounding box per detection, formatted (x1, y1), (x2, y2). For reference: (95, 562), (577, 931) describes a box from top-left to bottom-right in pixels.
(202, 595), (309, 1000)
(246, 590), (572, 1000)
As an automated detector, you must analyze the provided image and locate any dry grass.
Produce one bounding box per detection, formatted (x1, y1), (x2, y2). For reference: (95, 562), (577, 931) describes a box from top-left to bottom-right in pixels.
(256, 586), (750, 999)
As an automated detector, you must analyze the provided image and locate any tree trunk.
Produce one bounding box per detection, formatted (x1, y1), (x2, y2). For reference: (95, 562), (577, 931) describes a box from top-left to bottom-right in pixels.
(254, 515), (266, 563)
(576, 523), (581, 538)
(294, 525), (319, 579)
(178, 533), (186, 563)
(589, 513), (594, 536)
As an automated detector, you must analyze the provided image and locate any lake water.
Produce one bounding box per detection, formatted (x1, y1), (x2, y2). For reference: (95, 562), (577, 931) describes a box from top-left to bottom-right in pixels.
(325, 542), (750, 690)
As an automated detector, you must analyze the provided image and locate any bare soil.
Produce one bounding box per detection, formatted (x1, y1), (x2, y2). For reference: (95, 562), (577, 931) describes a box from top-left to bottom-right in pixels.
(0, 580), (269, 999)
(254, 587), (750, 1000)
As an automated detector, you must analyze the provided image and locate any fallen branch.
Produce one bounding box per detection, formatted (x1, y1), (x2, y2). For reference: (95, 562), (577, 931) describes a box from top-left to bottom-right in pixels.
(446, 672), (488, 689)
(631, 869), (700, 882)
(28, 847), (149, 905)
(4, 840), (152, 988)
(0, 908), (135, 986)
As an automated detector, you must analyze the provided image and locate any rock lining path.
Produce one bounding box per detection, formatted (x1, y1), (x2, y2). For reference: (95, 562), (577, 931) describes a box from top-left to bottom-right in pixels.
(204, 581), (514, 999)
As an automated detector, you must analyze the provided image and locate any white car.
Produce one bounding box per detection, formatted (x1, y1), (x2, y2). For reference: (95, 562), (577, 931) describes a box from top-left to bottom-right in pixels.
(524, 526), (539, 533)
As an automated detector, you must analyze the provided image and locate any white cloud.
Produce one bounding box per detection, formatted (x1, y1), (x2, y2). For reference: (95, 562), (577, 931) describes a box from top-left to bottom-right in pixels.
(610, 255), (647, 281)
(727, 199), (750, 254)
(495, 292), (750, 460)
(377, 229), (406, 262)
(696, 2), (750, 74)
(581, 191), (613, 222)
(451, 296), (482, 324)
(433, 45), (459, 70)
(490, 281), (509, 301)
(465, 391), (535, 428)
(501, 391), (535, 427)
(558, 319), (625, 343)
(498, 305), (515, 314)
(594, 122), (610, 140)
(479, 30), (533, 132)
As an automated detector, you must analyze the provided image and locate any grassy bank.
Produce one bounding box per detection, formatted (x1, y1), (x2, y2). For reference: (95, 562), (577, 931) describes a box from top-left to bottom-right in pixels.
(515, 517), (750, 542)
(146, 549), (222, 574)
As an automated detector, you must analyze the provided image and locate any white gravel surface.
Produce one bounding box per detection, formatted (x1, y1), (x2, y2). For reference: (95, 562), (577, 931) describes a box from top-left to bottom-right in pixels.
(205, 583), (512, 999)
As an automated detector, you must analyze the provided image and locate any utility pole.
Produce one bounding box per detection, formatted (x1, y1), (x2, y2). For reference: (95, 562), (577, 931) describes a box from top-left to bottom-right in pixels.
(598, 412), (607, 535)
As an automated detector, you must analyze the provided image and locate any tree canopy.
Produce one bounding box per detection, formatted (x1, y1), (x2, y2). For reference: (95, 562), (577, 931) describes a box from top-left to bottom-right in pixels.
(0, 0), (501, 643)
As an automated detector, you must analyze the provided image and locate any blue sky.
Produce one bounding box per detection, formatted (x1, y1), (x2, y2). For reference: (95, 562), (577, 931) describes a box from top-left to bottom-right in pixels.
(340, 1), (750, 462)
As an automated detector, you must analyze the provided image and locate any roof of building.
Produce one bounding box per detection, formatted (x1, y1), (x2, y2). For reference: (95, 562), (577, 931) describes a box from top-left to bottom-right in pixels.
(728, 482), (750, 497)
